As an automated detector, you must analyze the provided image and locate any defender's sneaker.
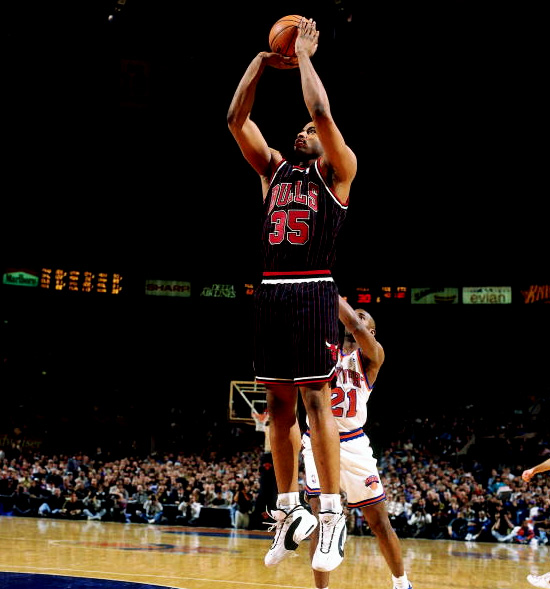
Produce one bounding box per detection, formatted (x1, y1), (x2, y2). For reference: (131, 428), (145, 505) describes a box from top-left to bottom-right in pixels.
(311, 510), (347, 572)
(264, 505), (318, 567)
(527, 573), (550, 588)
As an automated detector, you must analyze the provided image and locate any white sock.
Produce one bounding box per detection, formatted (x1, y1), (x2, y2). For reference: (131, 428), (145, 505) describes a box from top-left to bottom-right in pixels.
(392, 573), (410, 588)
(276, 492), (300, 509)
(320, 493), (342, 513)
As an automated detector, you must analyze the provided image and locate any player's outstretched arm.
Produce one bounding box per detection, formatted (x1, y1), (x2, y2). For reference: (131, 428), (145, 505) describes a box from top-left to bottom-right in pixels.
(338, 296), (384, 372)
(295, 18), (357, 199)
(522, 458), (550, 482)
(227, 52), (297, 193)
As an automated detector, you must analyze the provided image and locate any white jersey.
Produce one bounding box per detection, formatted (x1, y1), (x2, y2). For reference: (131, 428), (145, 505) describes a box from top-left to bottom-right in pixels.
(306, 347), (372, 432)
(331, 348), (372, 431)
(303, 347), (384, 507)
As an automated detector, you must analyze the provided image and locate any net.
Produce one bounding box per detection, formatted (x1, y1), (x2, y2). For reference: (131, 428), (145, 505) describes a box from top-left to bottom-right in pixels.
(251, 409), (269, 432)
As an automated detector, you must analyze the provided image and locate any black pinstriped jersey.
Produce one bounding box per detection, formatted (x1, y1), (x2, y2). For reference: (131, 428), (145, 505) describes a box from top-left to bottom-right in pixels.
(261, 158), (348, 273)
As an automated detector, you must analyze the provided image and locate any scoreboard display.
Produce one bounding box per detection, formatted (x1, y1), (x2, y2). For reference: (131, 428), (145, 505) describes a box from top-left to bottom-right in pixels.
(39, 267), (123, 294)
(354, 285), (409, 304)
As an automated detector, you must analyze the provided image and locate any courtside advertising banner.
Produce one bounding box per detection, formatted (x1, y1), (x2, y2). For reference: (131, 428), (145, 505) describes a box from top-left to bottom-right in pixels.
(518, 284), (550, 304)
(411, 287), (459, 304)
(145, 279), (191, 297)
(462, 286), (512, 304)
(2, 269), (40, 287)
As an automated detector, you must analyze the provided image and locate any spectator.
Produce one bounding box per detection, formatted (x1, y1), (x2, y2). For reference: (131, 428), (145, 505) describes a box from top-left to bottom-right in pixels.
(349, 506), (367, 536)
(491, 506), (518, 542)
(0, 469), (19, 509)
(141, 494), (163, 524)
(12, 485), (33, 517)
(27, 478), (50, 508)
(386, 491), (410, 537)
(447, 509), (468, 540)
(187, 489), (202, 526)
(109, 488), (130, 523)
(468, 510), (493, 542)
(82, 490), (106, 521)
(201, 483), (217, 507)
(408, 498), (433, 538)
(233, 481), (253, 529)
(130, 484), (150, 510)
(514, 519), (536, 544)
(60, 491), (85, 520)
(176, 496), (189, 524)
(38, 487), (66, 518)
(171, 482), (188, 508)
(211, 489), (229, 508)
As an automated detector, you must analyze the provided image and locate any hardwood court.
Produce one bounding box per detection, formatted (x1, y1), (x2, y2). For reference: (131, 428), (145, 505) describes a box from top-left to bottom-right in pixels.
(0, 516), (548, 589)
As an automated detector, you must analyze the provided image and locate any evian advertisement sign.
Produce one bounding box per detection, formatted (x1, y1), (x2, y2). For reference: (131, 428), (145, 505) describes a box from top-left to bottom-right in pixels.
(462, 286), (512, 304)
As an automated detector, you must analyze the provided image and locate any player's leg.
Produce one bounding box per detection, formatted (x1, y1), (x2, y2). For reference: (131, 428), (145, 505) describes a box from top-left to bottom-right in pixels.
(266, 384), (300, 493)
(307, 495), (331, 589)
(302, 433), (330, 588)
(301, 383), (341, 494)
(363, 502), (412, 588)
(302, 383), (345, 573)
(264, 383), (318, 567)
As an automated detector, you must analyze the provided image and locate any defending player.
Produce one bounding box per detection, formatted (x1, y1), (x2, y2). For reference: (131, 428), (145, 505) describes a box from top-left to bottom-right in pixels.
(302, 296), (413, 589)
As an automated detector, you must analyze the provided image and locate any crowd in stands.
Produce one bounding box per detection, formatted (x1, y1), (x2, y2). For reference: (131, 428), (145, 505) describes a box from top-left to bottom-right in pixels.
(1, 397), (550, 546)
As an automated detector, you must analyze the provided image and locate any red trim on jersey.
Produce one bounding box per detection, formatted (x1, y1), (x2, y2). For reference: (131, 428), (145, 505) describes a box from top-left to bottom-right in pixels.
(257, 370), (334, 386)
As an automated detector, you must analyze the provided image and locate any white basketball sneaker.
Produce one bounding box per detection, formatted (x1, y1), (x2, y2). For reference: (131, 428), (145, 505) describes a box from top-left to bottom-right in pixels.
(311, 510), (347, 572)
(527, 573), (550, 588)
(264, 505), (318, 567)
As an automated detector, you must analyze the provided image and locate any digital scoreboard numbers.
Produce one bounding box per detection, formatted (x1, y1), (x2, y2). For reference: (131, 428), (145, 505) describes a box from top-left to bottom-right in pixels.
(40, 268), (123, 294)
(355, 285), (409, 304)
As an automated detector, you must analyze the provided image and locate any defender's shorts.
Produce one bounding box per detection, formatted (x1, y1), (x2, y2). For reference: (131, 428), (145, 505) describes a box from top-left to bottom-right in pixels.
(302, 428), (386, 508)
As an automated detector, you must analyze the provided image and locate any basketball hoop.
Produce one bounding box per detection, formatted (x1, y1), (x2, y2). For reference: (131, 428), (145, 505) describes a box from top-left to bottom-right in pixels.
(252, 409), (269, 432)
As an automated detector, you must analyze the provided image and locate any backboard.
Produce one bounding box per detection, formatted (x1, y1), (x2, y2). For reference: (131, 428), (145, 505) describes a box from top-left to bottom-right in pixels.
(228, 380), (267, 425)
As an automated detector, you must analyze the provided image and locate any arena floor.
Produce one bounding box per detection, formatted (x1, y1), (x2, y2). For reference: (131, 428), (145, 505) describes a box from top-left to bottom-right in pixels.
(0, 516), (547, 589)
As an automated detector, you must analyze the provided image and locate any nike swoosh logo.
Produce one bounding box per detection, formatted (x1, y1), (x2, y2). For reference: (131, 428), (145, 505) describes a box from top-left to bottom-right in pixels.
(285, 517), (303, 550)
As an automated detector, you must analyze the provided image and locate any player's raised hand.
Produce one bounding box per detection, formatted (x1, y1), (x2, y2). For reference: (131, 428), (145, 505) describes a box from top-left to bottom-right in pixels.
(295, 17), (319, 58)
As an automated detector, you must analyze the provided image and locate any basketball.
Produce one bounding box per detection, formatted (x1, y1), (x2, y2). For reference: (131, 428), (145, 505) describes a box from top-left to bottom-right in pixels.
(268, 14), (303, 57)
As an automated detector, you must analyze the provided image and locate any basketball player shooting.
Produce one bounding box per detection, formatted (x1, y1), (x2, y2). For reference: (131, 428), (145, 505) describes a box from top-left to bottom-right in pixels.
(227, 17), (357, 573)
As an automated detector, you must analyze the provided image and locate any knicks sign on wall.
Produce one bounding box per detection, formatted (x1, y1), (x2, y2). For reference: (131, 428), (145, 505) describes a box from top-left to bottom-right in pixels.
(519, 285), (550, 304)
(145, 280), (191, 297)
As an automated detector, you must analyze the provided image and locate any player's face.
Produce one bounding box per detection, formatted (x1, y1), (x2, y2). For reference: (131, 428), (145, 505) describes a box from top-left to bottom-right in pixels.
(355, 309), (376, 336)
(294, 122), (322, 156)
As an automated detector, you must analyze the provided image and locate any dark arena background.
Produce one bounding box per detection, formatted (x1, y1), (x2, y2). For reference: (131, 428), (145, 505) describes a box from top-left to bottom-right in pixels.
(1, 3), (549, 589)
(2, 0), (546, 455)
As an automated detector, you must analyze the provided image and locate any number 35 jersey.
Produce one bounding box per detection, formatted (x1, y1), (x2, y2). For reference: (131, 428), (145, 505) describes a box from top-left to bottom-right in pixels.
(262, 159), (348, 273)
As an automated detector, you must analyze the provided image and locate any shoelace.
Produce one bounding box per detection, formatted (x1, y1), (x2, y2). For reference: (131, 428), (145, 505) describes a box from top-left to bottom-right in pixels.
(263, 507), (290, 533)
(317, 511), (342, 550)
(319, 510), (341, 526)
(264, 505), (306, 533)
